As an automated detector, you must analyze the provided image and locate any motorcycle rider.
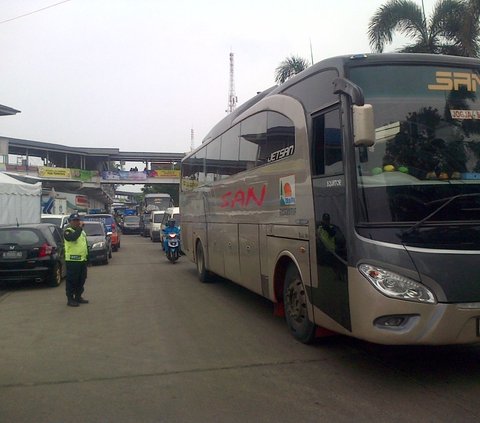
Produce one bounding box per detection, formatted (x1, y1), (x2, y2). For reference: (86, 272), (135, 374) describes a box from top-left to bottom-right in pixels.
(162, 219), (180, 252)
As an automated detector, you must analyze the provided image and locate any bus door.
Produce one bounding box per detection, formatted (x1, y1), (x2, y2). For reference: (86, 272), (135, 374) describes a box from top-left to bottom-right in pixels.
(310, 107), (351, 331)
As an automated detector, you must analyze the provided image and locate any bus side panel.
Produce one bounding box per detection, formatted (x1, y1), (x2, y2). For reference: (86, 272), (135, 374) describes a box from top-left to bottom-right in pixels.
(207, 222), (226, 276)
(259, 224), (269, 297)
(224, 223), (241, 282)
(239, 224), (262, 295)
(181, 220), (193, 261)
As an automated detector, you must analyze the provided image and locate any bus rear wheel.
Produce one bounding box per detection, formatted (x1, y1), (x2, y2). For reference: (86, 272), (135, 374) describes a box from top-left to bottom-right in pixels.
(283, 264), (316, 344)
(196, 241), (211, 283)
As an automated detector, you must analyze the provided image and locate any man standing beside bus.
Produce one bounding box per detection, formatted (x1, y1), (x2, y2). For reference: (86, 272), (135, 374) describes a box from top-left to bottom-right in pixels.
(63, 213), (89, 307)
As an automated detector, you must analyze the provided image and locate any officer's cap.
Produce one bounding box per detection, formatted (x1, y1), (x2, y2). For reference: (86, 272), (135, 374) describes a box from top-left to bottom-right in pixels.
(69, 213), (81, 221)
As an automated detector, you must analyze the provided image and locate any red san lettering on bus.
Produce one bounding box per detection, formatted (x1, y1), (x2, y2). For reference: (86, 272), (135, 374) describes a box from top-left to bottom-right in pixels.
(220, 184), (267, 208)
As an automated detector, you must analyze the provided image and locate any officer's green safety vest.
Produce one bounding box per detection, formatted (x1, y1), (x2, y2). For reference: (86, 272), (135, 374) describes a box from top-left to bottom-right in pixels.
(64, 228), (88, 262)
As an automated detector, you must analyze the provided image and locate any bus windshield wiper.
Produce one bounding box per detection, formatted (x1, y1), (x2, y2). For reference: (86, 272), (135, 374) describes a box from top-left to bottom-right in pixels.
(403, 193), (480, 236)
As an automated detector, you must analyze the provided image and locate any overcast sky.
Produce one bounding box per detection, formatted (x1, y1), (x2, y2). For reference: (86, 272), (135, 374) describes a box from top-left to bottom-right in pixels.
(0, 0), (436, 154)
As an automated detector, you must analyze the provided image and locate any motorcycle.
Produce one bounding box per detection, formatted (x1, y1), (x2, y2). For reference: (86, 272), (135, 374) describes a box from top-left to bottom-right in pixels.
(165, 232), (180, 263)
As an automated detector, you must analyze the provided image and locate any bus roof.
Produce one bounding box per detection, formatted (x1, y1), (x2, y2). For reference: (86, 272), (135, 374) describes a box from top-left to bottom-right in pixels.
(186, 53), (480, 158)
(144, 193), (171, 198)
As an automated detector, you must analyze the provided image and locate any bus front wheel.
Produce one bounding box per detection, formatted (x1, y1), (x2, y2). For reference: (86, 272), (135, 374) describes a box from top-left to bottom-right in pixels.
(283, 264), (316, 344)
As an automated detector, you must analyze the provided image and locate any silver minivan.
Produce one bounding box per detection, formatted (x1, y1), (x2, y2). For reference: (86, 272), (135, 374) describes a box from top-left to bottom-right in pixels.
(40, 214), (70, 229)
(149, 210), (165, 242)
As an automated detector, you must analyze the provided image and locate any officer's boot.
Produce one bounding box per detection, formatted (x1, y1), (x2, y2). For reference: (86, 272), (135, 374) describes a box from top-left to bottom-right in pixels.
(67, 297), (79, 307)
(75, 295), (89, 304)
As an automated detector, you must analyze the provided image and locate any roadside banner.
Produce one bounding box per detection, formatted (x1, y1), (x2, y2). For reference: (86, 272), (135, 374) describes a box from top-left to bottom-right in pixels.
(102, 170), (147, 181)
(38, 166), (72, 178)
(148, 169), (180, 178)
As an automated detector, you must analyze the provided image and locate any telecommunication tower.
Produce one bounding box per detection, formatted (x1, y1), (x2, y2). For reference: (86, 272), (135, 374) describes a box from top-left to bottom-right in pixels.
(190, 128), (195, 151)
(226, 52), (238, 113)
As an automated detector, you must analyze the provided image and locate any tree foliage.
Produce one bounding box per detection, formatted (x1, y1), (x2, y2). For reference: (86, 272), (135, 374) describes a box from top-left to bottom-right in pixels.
(368, 0), (480, 57)
(274, 55), (310, 84)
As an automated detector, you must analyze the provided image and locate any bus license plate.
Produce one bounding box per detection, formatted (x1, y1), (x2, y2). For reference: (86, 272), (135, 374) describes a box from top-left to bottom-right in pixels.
(3, 251), (22, 259)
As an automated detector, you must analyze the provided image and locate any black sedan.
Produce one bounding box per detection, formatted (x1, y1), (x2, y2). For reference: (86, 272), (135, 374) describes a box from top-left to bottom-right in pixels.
(83, 221), (112, 265)
(0, 223), (66, 287)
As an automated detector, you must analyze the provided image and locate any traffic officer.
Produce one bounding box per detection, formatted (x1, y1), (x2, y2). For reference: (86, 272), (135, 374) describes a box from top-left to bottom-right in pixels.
(63, 213), (89, 307)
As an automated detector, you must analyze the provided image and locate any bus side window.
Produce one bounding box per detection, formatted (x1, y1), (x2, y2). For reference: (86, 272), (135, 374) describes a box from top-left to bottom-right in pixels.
(240, 113), (267, 169)
(312, 109), (343, 176)
(195, 149), (206, 185)
(264, 112), (295, 162)
(205, 137), (221, 184)
(219, 126), (241, 178)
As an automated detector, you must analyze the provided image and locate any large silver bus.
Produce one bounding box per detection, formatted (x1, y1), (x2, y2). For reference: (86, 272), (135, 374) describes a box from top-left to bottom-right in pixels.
(143, 193), (173, 212)
(180, 53), (480, 345)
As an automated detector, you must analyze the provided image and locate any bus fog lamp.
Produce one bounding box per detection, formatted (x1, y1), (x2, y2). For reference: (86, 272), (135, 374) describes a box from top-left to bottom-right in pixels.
(374, 315), (406, 327)
(359, 264), (436, 304)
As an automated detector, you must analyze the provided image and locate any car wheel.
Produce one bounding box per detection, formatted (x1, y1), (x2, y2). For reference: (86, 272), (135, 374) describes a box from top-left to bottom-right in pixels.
(47, 262), (62, 287)
(283, 264), (316, 344)
(103, 253), (109, 265)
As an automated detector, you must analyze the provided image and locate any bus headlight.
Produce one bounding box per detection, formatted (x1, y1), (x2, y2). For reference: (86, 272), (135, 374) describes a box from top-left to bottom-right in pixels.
(358, 264), (436, 304)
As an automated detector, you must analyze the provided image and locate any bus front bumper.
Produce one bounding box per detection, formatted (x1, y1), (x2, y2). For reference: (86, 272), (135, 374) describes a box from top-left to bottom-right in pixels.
(316, 268), (480, 345)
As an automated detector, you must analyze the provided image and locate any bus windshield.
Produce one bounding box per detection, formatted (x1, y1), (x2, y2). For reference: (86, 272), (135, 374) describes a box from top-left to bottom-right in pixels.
(350, 65), (480, 225)
(144, 196), (171, 211)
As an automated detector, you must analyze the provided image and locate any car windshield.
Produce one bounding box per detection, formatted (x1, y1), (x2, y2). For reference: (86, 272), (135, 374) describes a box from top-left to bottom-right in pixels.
(350, 65), (480, 225)
(124, 216), (139, 223)
(83, 223), (105, 236)
(153, 214), (164, 223)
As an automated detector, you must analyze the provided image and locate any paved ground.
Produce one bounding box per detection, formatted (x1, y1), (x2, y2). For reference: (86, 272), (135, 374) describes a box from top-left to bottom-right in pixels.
(1, 235), (480, 422)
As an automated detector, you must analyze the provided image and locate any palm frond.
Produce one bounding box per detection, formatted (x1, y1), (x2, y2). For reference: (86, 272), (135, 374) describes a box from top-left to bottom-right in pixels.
(274, 56), (310, 84)
(368, 0), (426, 52)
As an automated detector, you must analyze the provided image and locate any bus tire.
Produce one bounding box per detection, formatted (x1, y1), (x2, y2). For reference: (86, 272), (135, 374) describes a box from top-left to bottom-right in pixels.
(196, 241), (211, 283)
(283, 264), (316, 344)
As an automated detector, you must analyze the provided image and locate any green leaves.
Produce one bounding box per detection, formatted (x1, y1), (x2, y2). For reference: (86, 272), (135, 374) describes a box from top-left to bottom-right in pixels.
(368, 0), (480, 57)
(274, 55), (310, 84)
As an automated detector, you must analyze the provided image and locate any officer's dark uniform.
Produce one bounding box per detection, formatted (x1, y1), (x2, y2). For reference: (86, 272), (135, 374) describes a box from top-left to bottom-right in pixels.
(63, 213), (89, 307)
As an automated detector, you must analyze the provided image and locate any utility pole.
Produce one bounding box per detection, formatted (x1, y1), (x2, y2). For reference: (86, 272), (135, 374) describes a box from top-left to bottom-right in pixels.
(190, 128), (195, 151)
(226, 51), (238, 113)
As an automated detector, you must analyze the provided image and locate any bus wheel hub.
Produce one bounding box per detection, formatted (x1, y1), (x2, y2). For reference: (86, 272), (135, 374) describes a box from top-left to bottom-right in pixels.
(286, 280), (306, 323)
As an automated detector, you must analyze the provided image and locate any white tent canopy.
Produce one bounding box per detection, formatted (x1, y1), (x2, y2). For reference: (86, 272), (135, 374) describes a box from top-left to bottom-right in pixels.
(0, 173), (41, 225)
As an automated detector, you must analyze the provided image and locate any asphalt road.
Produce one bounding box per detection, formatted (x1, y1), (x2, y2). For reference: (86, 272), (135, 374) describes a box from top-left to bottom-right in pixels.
(1, 234), (480, 423)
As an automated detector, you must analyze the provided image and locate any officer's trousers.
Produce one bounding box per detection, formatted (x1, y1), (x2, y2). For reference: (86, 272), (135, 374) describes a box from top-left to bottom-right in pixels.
(65, 261), (88, 299)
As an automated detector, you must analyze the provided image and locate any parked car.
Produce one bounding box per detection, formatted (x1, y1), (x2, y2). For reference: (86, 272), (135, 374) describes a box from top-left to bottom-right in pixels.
(41, 214), (69, 229)
(0, 223), (66, 287)
(122, 215), (140, 234)
(83, 213), (121, 251)
(83, 221), (112, 265)
(150, 211), (165, 242)
(160, 207), (181, 246)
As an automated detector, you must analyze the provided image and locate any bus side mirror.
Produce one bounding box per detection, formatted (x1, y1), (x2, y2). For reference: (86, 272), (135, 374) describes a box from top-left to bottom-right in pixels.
(353, 104), (375, 147)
